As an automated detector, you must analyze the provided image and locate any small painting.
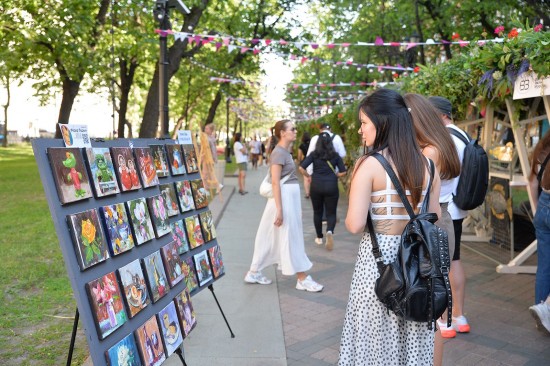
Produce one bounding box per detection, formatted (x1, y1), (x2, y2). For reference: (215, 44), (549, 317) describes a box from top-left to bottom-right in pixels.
(146, 194), (171, 238)
(85, 147), (120, 197)
(160, 241), (185, 288)
(100, 203), (135, 256)
(165, 144), (186, 176)
(117, 259), (150, 318)
(193, 250), (213, 287)
(149, 144), (169, 178)
(67, 208), (109, 270)
(134, 147), (159, 188)
(111, 147), (142, 191)
(159, 183), (179, 217)
(157, 301), (183, 357)
(127, 198), (155, 245)
(182, 144), (199, 174)
(184, 214), (204, 249)
(199, 210), (216, 243)
(182, 257), (199, 294)
(105, 332), (142, 366)
(175, 180), (195, 213)
(135, 315), (166, 366)
(86, 271), (127, 339)
(142, 251), (169, 302)
(174, 288), (197, 338)
(190, 179), (210, 209)
(170, 220), (189, 255)
(47, 147), (93, 204)
(208, 245), (225, 279)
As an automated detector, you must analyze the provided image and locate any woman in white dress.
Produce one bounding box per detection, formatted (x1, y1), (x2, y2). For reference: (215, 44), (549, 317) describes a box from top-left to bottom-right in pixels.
(339, 89), (441, 365)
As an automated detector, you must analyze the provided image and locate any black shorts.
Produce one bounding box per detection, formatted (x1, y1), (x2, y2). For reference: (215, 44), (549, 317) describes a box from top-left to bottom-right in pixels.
(452, 218), (464, 261)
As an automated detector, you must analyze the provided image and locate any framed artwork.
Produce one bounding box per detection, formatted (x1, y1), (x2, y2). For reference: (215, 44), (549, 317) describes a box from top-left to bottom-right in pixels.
(174, 288), (197, 338)
(193, 250), (213, 287)
(86, 271), (127, 340)
(175, 180), (195, 213)
(184, 214), (204, 249)
(182, 144), (199, 173)
(190, 179), (210, 209)
(170, 219), (189, 255)
(47, 147), (93, 204)
(159, 183), (179, 217)
(142, 251), (169, 303)
(100, 203), (135, 256)
(105, 332), (142, 366)
(149, 144), (169, 178)
(111, 147), (142, 191)
(117, 259), (150, 318)
(85, 147), (120, 197)
(165, 144), (186, 176)
(157, 301), (183, 357)
(182, 257), (199, 294)
(146, 194), (171, 238)
(160, 241), (185, 288)
(199, 210), (216, 243)
(67, 208), (109, 270)
(208, 245), (225, 279)
(126, 198), (155, 245)
(135, 315), (166, 366)
(134, 147), (159, 188)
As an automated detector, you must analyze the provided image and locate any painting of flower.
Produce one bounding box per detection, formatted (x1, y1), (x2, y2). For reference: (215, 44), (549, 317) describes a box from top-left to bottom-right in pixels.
(127, 198), (155, 245)
(67, 208), (109, 270)
(147, 194), (171, 238)
(105, 332), (142, 366)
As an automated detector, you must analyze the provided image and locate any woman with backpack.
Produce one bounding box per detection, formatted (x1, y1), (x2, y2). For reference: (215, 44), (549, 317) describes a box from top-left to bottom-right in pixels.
(339, 89), (441, 365)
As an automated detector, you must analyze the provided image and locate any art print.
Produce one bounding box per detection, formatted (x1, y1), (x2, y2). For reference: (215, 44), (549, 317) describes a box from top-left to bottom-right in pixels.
(135, 316), (166, 366)
(175, 180), (195, 213)
(85, 147), (120, 197)
(147, 194), (171, 238)
(193, 250), (213, 287)
(165, 144), (186, 176)
(159, 183), (179, 217)
(47, 147), (93, 204)
(142, 251), (169, 302)
(184, 214), (204, 249)
(134, 147), (159, 188)
(199, 210), (216, 243)
(170, 219), (189, 254)
(182, 257), (199, 293)
(149, 144), (169, 178)
(157, 302), (183, 356)
(182, 144), (199, 173)
(100, 203), (135, 256)
(208, 245), (225, 279)
(118, 259), (150, 318)
(160, 241), (185, 288)
(105, 332), (142, 366)
(111, 147), (142, 191)
(190, 179), (210, 209)
(67, 208), (109, 270)
(174, 288), (197, 338)
(86, 271), (127, 339)
(127, 198), (155, 245)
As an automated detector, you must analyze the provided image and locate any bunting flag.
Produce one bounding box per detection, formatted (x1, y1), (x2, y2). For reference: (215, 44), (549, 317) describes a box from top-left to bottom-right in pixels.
(210, 77), (261, 86)
(284, 81), (395, 89)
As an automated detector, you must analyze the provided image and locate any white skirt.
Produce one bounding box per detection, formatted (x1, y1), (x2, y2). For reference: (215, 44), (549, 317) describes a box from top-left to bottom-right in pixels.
(250, 183), (312, 276)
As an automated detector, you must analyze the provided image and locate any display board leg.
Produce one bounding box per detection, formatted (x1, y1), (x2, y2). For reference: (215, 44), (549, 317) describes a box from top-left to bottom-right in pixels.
(66, 308), (79, 366)
(175, 347), (188, 365)
(208, 284), (235, 338)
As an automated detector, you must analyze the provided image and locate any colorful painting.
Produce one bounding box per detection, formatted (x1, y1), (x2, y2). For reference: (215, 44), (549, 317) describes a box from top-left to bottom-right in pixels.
(127, 198), (155, 245)
(160, 241), (185, 288)
(142, 251), (169, 303)
(174, 288), (197, 338)
(134, 147), (159, 188)
(100, 203), (135, 256)
(135, 316), (166, 366)
(47, 147), (93, 204)
(85, 147), (120, 197)
(208, 245), (225, 279)
(111, 147), (142, 191)
(170, 220), (189, 255)
(86, 271), (127, 339)
(184, 214), (204, 249)
(190, 179), (210, 209)
(182, 144), (199, 173)
(159, 183), (179, 217)
(67, 208), (109, 270)
(199, 210), (216, 243)
(105, 332), (142, 366)
(157, 301), (183, 357)
(175, 180), (195, 213)
(117, 259), (150, 318)
(146, 194), (171, 238)
(165, 144), (186, 176)
(193, 250), (213, 287)
(182, 257), (199, 294)
(149, 144), (169, 178)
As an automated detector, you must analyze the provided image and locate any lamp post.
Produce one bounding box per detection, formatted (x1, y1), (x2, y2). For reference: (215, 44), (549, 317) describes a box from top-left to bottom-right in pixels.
(225, 97), (232, 162)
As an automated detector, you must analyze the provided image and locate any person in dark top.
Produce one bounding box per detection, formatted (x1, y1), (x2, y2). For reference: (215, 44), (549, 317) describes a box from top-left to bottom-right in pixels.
(299, 132), (346, 250)
(297, 132), (311, 198)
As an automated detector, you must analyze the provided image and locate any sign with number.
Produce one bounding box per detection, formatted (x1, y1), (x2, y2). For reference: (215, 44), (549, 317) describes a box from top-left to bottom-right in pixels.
(177, 130), (193, 145)
(59, 124), (92, 148)
(513, 72), (550, 100)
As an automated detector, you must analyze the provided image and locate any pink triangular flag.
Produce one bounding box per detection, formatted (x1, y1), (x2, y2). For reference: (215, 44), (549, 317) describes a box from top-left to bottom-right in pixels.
(215, 42), (222, 51)
(406, 43), (417, 50)
(251, 39), (259, 45)
(223, 37), (230, 46)
(265, 39), (272, 45)
(390, 42), (400, 47)
(301, 57), (308, 64)
(253, 48), (260, 55)
(375, 36), (384, 46)
(240, 47), (249, 53)
(279, 39), (288, 45)
(326, 43), (335, 48)
(194, 35), (201, 44)
(341, 43), (350, 47)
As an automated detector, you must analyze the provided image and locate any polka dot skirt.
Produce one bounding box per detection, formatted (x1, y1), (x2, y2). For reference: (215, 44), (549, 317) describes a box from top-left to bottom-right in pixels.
(339, 233), (434, 366)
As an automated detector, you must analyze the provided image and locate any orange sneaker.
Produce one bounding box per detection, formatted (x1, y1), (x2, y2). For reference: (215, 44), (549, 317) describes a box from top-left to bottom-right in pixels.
(437, 320), (457, 338)
(452, 315), (470, 333)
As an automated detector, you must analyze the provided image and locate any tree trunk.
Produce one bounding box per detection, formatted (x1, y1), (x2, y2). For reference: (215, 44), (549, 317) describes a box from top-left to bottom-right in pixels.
(118, 59), (138, 138)
(55, 79), (81, 138)
(2, 76), (9, 147)
(203, 90), (223, 127)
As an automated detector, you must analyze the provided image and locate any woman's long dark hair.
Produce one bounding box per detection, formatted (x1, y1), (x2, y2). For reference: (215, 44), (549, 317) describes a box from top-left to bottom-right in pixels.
(312, 132), (337, 161)
(531, 129), (550, 177)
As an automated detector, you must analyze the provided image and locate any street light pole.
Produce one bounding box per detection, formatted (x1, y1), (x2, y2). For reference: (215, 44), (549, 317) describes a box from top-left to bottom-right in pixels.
(225, 97), (232, 162)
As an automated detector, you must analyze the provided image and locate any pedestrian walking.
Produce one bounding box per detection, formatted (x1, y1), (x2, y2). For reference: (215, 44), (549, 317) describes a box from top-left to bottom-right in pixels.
(297, 132), (311, 198)
(233, 132), (248, 195)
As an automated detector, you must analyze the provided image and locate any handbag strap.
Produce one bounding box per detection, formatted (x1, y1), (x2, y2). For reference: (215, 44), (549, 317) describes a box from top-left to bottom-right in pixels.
(326, 160), (338, 177)
(537, 152), (550, 190)
(265, 172), (291, 184)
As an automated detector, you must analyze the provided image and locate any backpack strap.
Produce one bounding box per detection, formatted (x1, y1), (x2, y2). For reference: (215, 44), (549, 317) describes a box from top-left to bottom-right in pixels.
(537, 152), (550, 193)
(447, 127), (470, 145)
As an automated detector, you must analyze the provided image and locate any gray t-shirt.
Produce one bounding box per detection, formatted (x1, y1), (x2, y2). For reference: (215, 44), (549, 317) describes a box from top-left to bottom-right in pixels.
(270, 146), (298, 184)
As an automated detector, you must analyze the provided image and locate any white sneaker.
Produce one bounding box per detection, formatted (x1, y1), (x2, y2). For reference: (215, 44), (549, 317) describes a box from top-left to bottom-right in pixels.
(314, 237), (323, 245)
(529, 302), (550, 335)
(296, 275), (323, 292)
(325, 231), (334, 251)
(244, 271), (272, 285)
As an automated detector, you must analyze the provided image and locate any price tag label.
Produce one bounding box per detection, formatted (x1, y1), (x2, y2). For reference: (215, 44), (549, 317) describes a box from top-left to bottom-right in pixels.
(59, 124), (92, 148)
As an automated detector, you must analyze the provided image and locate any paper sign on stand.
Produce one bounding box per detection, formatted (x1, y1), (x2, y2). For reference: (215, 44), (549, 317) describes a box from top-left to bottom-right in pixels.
(58, 124), (92, 148)
(177, 130), (193, 144)
(513, 72), (550, 100)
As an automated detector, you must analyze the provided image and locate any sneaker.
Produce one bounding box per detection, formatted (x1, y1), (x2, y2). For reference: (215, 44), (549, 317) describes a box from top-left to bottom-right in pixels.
(452, 315), (471, 333)
(244, 271), (272, 285)
(529, 303), (550, 335)
(325, 231), (334, 251)
(437, 319), (457, 338)
(296, 275), (323, 292)
(314, 237), (323, 245)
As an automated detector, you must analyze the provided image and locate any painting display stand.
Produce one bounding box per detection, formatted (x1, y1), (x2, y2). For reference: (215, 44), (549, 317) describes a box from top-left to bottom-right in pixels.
(209, 284), (235, 338)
